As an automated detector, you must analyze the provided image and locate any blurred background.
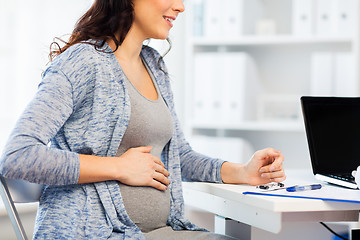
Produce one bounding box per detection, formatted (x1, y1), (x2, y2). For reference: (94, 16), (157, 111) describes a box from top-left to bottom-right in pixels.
(0, 0), (94, 238)
(0, 0), (358, 239)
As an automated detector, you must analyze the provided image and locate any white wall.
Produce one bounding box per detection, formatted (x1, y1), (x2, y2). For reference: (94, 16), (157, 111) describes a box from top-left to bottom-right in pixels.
(0, 1), (93, 238)
(0, 0), (93, 150)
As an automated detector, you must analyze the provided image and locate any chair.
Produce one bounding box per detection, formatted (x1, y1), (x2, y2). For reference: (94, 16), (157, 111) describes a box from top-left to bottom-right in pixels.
(0, 175), (43, 240)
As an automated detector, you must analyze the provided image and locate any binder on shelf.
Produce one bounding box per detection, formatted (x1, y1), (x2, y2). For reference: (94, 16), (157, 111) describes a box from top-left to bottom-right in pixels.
(203, 0), (222, 37)
(192, 52), (260, 125)
(221, 53), (246, 124)
(203, 0), (245, 38)
(222, 0), (244, 37)
(335, 0), (356, 37)
(192, 52), (220, 124)
(192, 0), (204, 37)
(292, 0), (315, 36)
(334, 52), (357, 96)
(221, 52), (260, 124)
(310, 52), (334, 96)
(310, 52), (357, 97)
(315, 0), (337, 36)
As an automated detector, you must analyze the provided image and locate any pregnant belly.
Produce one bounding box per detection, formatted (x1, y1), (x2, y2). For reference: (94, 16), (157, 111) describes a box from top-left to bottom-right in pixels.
(118, 183), (171, 233)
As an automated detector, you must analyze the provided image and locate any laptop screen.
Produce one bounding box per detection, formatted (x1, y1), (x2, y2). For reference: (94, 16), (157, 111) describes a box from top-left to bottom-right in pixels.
(301, 97), (360, 176)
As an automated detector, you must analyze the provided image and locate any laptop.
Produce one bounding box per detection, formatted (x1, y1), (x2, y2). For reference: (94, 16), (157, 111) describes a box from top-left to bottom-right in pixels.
(301, 96), (359, 189)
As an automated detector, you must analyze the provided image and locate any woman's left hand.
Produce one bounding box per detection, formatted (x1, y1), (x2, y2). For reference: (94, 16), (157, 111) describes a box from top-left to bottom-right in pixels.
(221, 148), (286, 185)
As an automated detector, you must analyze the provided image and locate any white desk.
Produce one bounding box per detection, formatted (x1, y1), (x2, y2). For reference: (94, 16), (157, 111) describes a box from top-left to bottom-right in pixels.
(183, 170), (360, 240)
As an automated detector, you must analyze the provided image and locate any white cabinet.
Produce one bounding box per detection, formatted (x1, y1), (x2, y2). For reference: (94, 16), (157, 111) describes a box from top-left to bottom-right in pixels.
(183, 0), (360, 169)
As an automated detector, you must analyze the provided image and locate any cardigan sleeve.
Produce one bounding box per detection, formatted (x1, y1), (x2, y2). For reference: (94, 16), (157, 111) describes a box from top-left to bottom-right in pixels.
(0, 67), (80, 185)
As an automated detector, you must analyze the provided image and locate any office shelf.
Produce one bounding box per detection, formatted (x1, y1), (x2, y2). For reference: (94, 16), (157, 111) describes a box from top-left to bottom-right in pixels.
(183, 0), (360, 169)
(191, 121), (304, 132)
(191, 35), (353, 47)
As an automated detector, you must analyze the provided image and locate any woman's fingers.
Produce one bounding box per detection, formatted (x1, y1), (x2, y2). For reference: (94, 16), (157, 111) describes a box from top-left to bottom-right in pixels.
(146, 171), (170, 191)
(257, 150), (286, 183)
(150, 179), (168, 191)
(270, 175), (287, 183)
(151, 154), (170, 177)
(153, 159), (170, 177)
(152, 171), (170, 186)
(269, 153), (284, 172)
(258, 150), (284, 173)
(260, 169), (286, 182)
(255, 148), (281, 161)
(152, 155), (166, 169)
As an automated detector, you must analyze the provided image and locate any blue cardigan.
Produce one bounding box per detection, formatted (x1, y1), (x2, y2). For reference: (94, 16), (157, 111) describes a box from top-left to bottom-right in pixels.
(0, 42), (224, 239)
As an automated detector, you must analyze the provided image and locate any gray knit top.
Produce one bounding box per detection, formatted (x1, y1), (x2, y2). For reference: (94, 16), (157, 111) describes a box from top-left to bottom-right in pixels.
(116, 58), (173, 233)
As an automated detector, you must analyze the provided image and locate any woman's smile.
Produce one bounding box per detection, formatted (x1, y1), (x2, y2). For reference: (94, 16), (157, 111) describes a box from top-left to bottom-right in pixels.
(163, 15), (175, 28)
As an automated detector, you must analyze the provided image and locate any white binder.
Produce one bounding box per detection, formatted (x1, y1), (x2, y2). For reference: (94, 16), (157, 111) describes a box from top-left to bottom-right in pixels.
(315, 0), (337, 36)
(292, 0), (315, 36)
(310, 52), (334, 96)
(193, 53), (211, 124)
(221, 53), (247, 123)
(334, 52), (357, 96)
(221, 52), (260, 124)
(222, 0), (244, 37)
(193, 52), (260, 125)
(335, 0), (356, 37)
(192, 0), (204, 37)
(193, 53), (219, 124)
(203, 0), (222, 37)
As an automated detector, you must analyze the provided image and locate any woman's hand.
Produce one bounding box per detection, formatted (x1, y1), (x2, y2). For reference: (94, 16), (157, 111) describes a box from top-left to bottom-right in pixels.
(115, 146), (170, 191)
(78, 146), (170, 190)
(221, 148), (286, 185)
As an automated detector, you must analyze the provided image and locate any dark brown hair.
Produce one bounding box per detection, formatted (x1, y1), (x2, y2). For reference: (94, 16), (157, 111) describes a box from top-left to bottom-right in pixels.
(50, 0), (134, 60)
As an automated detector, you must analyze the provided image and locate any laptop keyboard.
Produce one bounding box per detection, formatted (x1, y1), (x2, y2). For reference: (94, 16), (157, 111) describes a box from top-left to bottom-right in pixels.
(326, 173), (356, 183)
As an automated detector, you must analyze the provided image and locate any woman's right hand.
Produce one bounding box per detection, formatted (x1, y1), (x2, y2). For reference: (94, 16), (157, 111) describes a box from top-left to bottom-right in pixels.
(116, 146), (170, 191)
